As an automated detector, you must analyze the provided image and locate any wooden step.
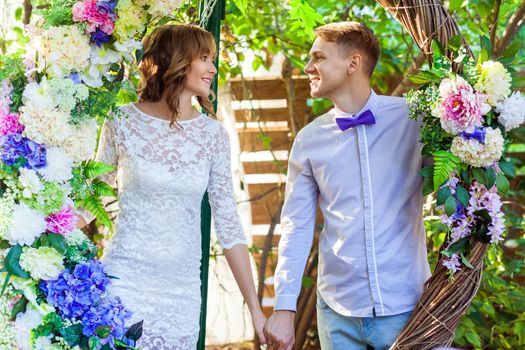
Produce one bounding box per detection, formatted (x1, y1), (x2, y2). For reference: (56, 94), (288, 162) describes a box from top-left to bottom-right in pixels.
(234, 101), (312, 123)
(239, 129), (291, 152)
(229, 76), (311, 101)
(246, 183), (285, 225)
(243, 161), (288, 174)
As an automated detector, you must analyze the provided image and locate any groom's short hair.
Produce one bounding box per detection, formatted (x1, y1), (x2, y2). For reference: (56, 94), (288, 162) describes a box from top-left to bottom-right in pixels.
(315, 21), (380, 77)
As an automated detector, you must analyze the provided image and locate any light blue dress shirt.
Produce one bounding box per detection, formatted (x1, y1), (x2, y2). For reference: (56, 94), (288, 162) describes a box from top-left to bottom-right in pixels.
(274, 90), (431, 317)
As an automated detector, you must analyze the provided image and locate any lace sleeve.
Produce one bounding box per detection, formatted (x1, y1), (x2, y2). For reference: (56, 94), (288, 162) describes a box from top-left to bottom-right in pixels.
(207, 125), (247, 249)
(77, 120), (119, 224)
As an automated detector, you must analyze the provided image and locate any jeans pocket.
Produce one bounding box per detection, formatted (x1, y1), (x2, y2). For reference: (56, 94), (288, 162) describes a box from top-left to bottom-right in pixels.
(316, 293), (330, 311)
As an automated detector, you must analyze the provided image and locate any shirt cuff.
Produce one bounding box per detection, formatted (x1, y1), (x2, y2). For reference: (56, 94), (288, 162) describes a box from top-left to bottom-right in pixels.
(274, 294), (298, 311)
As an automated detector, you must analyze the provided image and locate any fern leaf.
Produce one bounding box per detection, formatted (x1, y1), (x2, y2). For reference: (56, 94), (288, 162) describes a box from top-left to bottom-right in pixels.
(92, 179), (117, 198)
(82, 160), (115, 179)
(82, 195), (113, 232)
(433, 151), (461, 191)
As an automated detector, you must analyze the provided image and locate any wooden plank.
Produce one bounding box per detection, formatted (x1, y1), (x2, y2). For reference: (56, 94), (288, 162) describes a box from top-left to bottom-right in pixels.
(230, 76), (311, 100)
(234, 100), (311, 123)
(239, 129), (291, 152)
(247, 183), (285, 225)
(243, 161), (287, 174)
(252, 234), (282, 248)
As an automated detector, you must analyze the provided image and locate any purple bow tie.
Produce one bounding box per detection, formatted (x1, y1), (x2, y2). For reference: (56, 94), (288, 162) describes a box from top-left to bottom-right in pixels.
(335, 109), (376, 131)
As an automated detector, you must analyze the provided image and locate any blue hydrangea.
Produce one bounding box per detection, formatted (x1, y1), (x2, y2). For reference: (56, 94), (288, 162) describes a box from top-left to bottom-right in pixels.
(0, 133), (46, 169)
(40, 260), (110, 319)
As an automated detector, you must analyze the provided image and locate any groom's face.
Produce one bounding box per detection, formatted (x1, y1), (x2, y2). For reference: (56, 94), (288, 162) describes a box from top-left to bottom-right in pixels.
(304, 37), (351, 99)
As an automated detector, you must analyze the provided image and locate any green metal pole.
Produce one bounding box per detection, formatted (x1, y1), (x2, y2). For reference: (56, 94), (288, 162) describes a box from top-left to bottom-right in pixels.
(198, 1), (225, 349)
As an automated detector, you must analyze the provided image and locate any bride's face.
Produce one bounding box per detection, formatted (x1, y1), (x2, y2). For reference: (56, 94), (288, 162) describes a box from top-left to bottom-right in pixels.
(185, 53), (217, 97)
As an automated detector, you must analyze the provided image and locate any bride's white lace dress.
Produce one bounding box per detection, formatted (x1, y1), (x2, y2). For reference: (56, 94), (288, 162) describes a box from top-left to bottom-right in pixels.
(82, 103), (247, 349)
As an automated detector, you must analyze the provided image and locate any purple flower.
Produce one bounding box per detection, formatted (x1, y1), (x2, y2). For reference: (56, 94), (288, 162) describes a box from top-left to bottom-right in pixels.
(90, 28), (111, 47)
(97, 0), (118, 20)
(460, 126), (486, 144)
(82, 296), (133, 349)
(0, 133), (46, 169)
(69, 72), (82, 85)
(40, 260), (111, 319)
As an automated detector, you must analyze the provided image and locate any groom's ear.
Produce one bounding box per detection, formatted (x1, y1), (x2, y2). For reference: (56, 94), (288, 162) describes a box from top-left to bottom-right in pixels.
(347, 52), (362, 75)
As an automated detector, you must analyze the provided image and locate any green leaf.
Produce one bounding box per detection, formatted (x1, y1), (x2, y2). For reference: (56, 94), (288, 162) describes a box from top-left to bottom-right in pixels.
(447, 236), (470, 255)
(96, 325), (112, 339)
(10, 296), (28, 321)
(512, 75), (525, 88)
(465, 330), (482, 347)
(437, 186), (451, 206)
(432, 40), (445, 57)
(472, 168), (488, 186)
(125, 320), (143, 341)
(448, 34), (463, 52)
(82, 195), (113, 232)
(432, 151), (460, 191)
(14, 7), (23, 21)
(479, 35), (492, 63)
(456, 185), (470, 207)
(5, 245), (30, 279)
(0, 273), (11, 298)
(48, 233), (67, 254)
(449, 0), (464, 11)
(460, 253), (474, 269)
(419, 165), (433, 178)
(92, 179), (117, 198)
(445, 196), (457, 216)
(501, 41), (521, 59)
(499, 159), (516, 178)
(485, 167), (496, 189)
(89, 336), (100, 350)
(82, 160), (115, 179)
(422, 176), (434, 196)
(496, 173), (510, 195)
(232, 0), (248, 16)
(407, 74), (431, 85)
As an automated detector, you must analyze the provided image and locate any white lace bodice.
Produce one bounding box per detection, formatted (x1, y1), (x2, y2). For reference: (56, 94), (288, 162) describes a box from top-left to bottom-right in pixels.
(84, 103), (247, 349)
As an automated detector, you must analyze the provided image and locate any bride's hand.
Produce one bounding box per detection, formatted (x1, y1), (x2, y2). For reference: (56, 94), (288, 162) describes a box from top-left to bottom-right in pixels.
(251, 308), (267, 345)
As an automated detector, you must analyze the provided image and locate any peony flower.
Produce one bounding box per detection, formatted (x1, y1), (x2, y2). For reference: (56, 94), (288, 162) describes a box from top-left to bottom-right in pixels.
(15, 307), (43, 350)
(0, 112), (24, 136)
(496, 91), (525, 131)
(432, 75), (490, 134)
(38, 147), (74, 183)
(450, 127), (504, 167)
(46, 205), (78, 236)
(36, 26), (91, 78)
(19, 168), (43, 198)
(475, 60), (512, 106)
(19, 246), (64, 280)
(19, 105), (72, 147)
(3, 203), (47, 246)
(62, 119), (98, 161)
(22, 77), (56, 110)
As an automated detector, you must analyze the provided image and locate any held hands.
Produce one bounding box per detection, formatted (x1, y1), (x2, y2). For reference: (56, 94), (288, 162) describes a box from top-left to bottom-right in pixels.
(263, 310), (295, 350)
(251, 307), (267, 345)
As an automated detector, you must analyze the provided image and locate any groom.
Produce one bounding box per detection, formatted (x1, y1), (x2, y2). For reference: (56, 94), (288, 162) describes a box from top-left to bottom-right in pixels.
(263, 22), (431, 350)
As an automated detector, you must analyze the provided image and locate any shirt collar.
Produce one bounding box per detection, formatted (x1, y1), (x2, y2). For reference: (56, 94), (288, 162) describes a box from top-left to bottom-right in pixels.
(331, 89), (378, 119)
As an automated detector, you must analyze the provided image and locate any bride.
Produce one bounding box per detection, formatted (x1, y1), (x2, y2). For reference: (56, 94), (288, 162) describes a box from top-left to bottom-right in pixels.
(77, 24), (267, 349)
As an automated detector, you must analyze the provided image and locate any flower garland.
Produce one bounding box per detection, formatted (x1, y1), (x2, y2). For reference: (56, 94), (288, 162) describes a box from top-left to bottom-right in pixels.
(0, 0), (182, 349)
(405, 37), (525, 275)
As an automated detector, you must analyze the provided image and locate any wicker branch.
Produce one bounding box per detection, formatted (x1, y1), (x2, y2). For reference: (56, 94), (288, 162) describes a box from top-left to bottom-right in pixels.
(375, 1), (489, 348)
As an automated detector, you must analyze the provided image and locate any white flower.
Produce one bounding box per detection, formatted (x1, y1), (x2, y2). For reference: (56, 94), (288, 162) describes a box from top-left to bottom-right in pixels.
(0, 196), (15, 238)
(20, 105), (72, 146)
(475, 61), (512, 106)
(90, 46), (121, 66)
(450, 127), (504, 167)
(15, 307), (43, 350)
(4, 203), (47, 246)
(19, 246), (64, 281)
(114, 38), (142, 62)
(496, 91), (525, 131)
(62, 119), (98, 162)
(47, 78), (89, 113)
(36, 25), (91, 78)
(145, 0), (182, 17)
(22, 77), (56, 110)
(38, 147), (74, 183)
(66, 228), (89, 246)
(19, 168), (43, 198)
(80, 64), (105, 88)
(34, 336), (53, 350)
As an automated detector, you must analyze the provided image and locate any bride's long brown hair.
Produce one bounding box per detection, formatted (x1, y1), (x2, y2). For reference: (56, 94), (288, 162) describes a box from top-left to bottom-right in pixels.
(137, 24), (217, 128)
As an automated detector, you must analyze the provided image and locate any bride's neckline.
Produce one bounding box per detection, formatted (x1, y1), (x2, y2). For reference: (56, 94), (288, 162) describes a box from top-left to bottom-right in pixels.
(131, 103), (204, 124)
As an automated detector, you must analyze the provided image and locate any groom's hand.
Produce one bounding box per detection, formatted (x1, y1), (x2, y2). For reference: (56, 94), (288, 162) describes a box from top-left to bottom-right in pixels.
(264, 310), (295, 350)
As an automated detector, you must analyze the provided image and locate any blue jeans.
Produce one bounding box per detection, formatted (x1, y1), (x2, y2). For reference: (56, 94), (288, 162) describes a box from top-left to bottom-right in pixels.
(317, 294), (412, 350)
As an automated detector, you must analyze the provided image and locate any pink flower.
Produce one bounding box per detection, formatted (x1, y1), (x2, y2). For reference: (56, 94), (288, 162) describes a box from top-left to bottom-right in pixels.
(433, 76), (490, 134)
(46, 206), (78, 236)
(72, 2), (85, 21)
(0, 112), (24, 136)
(73, 0), (115, 34)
